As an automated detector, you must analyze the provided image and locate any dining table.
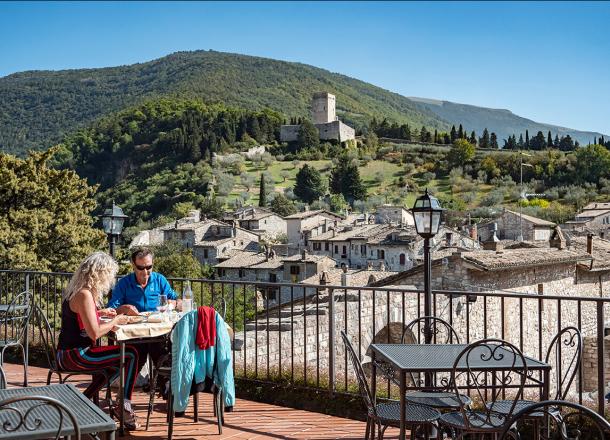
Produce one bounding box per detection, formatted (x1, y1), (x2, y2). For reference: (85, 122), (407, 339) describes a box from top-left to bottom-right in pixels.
(370, 343), (551, 440)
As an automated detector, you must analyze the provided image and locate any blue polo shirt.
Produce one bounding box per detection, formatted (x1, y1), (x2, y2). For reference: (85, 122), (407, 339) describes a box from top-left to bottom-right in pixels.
(107, 272), (177, 312)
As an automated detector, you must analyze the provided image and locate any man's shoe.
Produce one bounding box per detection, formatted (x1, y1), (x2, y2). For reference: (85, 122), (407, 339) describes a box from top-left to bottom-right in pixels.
(123, 402), (141, 431)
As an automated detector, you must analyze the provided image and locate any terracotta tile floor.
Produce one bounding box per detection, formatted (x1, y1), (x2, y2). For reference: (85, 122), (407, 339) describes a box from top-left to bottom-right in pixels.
(2, 363), (406, 439)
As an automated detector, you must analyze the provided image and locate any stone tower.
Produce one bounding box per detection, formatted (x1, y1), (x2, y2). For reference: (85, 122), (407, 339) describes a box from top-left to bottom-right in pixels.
(312, 92), (336, 125)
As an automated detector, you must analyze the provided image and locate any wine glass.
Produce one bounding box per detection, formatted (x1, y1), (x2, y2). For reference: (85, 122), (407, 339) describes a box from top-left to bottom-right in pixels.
(157, 294), (168, 313)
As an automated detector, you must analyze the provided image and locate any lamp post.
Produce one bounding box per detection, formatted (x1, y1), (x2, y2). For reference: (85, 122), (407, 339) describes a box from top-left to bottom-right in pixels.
(518, 151), (533, 241)
(101, 202), (128, 258)
(411, 189), (443, 344)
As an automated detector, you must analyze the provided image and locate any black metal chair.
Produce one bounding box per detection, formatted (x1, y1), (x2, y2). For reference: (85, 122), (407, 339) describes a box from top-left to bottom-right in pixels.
(488, 326), (582, 419)
(439, 338), (528, 440)
(0, 364), (5, 390)
(0, 290), (33, 387)
(145, 307), (225, 439)
(341, 330), (440, 440)
(0, 395), (81, 440)
(499, 400), (610, 440)
(33, 305), (113, 407)
(389, 316), (472, 411)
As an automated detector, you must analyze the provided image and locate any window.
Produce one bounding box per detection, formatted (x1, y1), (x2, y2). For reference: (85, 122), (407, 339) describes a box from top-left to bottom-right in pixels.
(269, 273), (277, 283)
(313, 242), (321, 251)
(238, 269), (245, 278)
(203, 249), (209, 259)
(217, 268), (226, 277)
(377, 249), (385, 259)
(399, 253), (406, 265)
(325, 243), (329, 251)
(290, 266), (300, 275)
(361, 245), (366, 255)
(342, 245), (347, 256)
(334, 245), (339, 254)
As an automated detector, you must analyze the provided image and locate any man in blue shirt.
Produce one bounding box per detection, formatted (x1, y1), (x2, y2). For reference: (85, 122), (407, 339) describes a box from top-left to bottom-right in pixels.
(108, 247), (177, 314)
(108, 247), (177, 392)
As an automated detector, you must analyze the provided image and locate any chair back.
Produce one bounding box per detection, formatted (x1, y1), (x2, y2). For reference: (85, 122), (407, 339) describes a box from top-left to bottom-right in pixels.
(451, 338), (528, 432)
(545, 326), (582, 400)
(500, 400), (610, 440)
(0, 395), (81, 440)
(32, 305), (60, 373)
(212, 297), (226, 321)
(340, 331), (377, 418)
(0, 291), (33, 345)
(402, 316), (460, 344)
(0, 364), (5, 389)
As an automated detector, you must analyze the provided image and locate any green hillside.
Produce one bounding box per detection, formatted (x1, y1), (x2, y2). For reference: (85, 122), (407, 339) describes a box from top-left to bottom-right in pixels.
(0, 50), (448, 155)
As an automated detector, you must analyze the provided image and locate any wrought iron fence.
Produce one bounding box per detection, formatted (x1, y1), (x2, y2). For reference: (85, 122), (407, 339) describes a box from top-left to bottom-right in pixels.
(1, 269), (609, 416)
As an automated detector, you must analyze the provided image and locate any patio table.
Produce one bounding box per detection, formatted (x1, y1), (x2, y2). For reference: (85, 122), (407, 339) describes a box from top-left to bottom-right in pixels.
(0, 383), (115, 439)
(370, 343), (551, 440)
(113, 317), (174, 436)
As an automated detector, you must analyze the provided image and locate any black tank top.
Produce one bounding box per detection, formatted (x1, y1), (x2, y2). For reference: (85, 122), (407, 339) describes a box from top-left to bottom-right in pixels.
(57, 300), (94, 350)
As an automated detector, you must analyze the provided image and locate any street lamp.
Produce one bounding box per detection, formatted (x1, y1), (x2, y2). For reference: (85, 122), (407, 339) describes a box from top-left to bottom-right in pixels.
(411, 189), (443, 345)
(101, 202), (128, 258)
(519, 151), (533, 241)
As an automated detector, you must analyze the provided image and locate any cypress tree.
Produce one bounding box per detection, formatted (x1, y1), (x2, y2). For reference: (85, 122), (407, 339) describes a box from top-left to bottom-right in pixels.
(469, 131), (477, 146)
(258, 174), (267, 207)
(458, 124), (464, 139)
(490, 132), (498, 149)
(525, 130), (530, 149)
(450, 125), (457, 142)
(554, 134), (560, 148)
(434, 129), (439, 144)
(547, 131), (553, 148)
(479, 128), (490, 148)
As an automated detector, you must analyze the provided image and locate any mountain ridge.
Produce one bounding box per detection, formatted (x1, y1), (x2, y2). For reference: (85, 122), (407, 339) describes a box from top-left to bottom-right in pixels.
(0, 49), (605, 155)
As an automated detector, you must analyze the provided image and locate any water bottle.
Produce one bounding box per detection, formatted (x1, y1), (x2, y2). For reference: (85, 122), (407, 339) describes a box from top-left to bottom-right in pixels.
(182, 281), (193, 313)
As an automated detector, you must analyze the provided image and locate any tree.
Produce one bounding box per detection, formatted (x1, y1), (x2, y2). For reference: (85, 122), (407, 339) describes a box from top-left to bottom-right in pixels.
(279, 170), (291, 182)
(294, 164), (325, 203)
(296, 120), (319, 151)
(558, 135), (575, 151)
(447, 139), (476, 168)
(450, 125), (457, 143)
(270, 193), (297, 217)
(530, 131), (547, 150)
(0, 148), (106, 271)
(547, 131), (553, 149)
(469, 131), (477, 146)
(329, 155), (366, 202)
(258, 173), (267, 207)
(525, 130), (530, 149)
(153, 240), (207, 278)
(457, 124), (464, 139)
(479, 129), (490, 148)
(329, 193), (348, 214)
(490, 132), (499, 149)
(420, 126), (430, 143)
(574, 144), (610, 184)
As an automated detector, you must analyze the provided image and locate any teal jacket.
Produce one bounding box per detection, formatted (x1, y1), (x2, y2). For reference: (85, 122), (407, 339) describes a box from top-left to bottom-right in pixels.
(170, 310), (235, 412)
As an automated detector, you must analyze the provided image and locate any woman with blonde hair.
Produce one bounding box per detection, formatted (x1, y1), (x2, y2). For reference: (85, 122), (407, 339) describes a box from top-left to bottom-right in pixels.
(56, 251), (140, 430)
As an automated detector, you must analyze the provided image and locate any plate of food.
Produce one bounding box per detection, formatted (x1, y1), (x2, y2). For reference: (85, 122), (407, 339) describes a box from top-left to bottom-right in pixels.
(125, 315), (145, 324)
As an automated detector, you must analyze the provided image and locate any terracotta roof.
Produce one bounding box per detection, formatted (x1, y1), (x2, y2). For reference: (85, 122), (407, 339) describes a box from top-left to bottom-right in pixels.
(461, 248), (591, 271)
(503, 210), (555, 227)
(284, 210), (342, 220)
(300, 268), (398, 287)
(222, 206), (276, 221)
(309, 224), (392, 242)
(583, 202), (610, 211)
(570, 236), (610, 271)
(281, 253), (336, 264)
(575, 209), (610, 219)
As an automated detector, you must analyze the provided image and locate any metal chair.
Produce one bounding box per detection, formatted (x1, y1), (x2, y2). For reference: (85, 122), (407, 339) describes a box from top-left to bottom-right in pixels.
(0, 290), (33, 387)
(341, 330), (440, 440)
(488, 326), (582, 419)
(390, 316), (471, 411)
(0, 395), (81, 440)
(33, 305), (113, 407)
(145, 308), (224, 439)
(439, 338), (528, 440)
(499, 400), (610, 440)
(0, 364), (5, 390)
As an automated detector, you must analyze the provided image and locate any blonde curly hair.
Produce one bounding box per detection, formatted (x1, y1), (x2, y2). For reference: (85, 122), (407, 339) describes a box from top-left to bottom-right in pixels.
(63, 252), (118, 307)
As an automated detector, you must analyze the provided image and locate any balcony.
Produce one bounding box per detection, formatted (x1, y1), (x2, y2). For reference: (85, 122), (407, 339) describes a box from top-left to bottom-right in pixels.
(1, 269), (609, 438)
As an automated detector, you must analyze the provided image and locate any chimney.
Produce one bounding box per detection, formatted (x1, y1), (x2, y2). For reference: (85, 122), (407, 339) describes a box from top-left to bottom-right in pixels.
(549, 226), (566, 250)
(319, 271), (330, 285)
(587, 234), (593, 254)
(340, 264), (348, 286)
(301, 249), (307, 260)
(445, 232), (453, 247)
(231, 221), (237, 237)
(469, 224), (478, 240)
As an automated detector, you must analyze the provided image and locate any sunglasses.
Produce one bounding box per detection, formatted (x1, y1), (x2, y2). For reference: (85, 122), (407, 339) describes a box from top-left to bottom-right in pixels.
(135, 264), (153, 271)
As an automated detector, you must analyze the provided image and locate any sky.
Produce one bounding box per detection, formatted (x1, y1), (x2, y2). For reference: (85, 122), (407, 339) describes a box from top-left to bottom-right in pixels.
(1, 1), (609, 135)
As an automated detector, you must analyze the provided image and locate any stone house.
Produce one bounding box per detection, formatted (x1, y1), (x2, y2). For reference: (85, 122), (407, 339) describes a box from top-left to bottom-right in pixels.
(375, 205), (414, 226)
(222, 206), (287, 240)
(284, 210), (343, 251)
(478, 209), (555, 242)
(563, 202), (610, 238)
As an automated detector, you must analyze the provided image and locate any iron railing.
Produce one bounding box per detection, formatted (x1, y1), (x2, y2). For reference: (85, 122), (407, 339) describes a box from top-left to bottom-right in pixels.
(1, 269), (609, 416)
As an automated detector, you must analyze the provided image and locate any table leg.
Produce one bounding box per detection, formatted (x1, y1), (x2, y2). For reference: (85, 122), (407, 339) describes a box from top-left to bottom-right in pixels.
(371, 351), (377, 406)
(400, 370), (406, 440)
(119, 341), (125, 436)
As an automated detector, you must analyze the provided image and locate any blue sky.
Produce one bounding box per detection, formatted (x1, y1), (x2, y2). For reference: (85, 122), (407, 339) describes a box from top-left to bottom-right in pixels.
(1, 1), (609, 135)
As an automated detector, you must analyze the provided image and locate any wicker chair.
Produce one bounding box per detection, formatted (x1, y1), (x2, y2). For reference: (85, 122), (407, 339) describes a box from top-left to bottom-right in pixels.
(488, 326), (582, 420)
(0, 395), (81, 440)
(341, 330), (440, 440)
(439, 338), (528, 440)
(0, 291), (33, 387)
(499, 400), (610, 440)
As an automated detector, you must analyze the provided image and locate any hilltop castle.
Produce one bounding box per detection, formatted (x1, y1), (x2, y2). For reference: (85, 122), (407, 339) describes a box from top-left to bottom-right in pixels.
(280, 92), (356, 143)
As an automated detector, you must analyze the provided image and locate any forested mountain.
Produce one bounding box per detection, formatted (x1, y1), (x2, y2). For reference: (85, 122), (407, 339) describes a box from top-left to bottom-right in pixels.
(409, 97), (607, 146)
(0, 50), (446, 155)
